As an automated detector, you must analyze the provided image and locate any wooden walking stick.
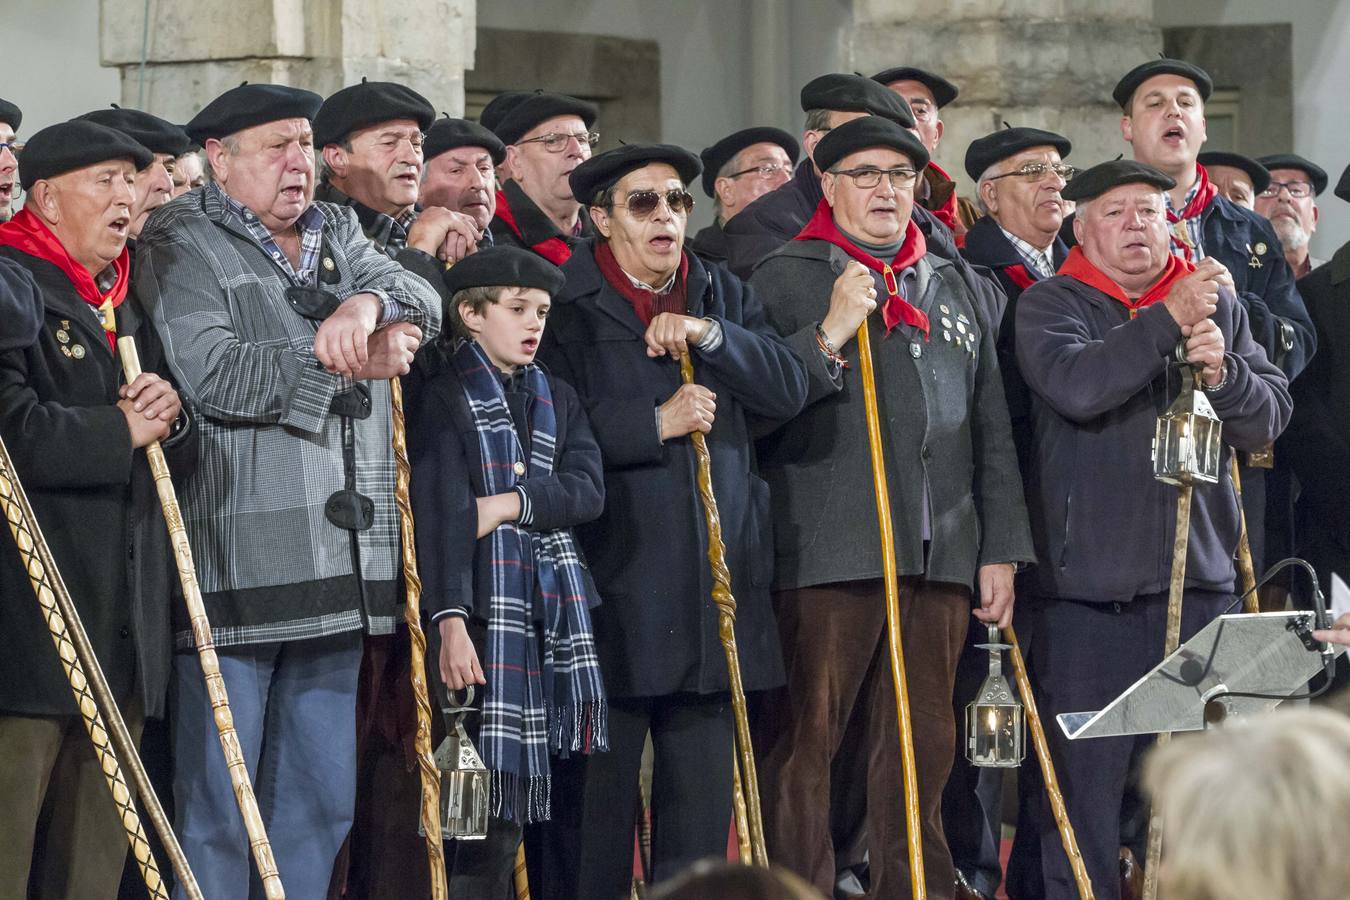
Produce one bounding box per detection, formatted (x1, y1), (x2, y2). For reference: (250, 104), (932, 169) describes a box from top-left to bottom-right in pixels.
(390, 372), (448, 900)
(0, 432), (201, 900)
(854, 318), (926, 897)
(513, 842), (531, 899)
(118, 337), (284, 899)
(1230, 458), (1260, 614)
(678, 353), (769, 866)
(1004, 626), (1095, 899)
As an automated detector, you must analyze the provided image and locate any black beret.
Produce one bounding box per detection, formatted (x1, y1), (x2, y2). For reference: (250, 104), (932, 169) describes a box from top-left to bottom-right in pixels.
(871, 66), (959, 108)
(424, 116), (505, 164)
(814, 116), (929, 175)
(478, 91), (531, 133)
(1336, 163), (1350, 204)
(443, 246), (565, 298)
(1255, 153), (1328, 197)
(699, 127), (800, 197)
(0, 98), (20, 131)
(185, 83), (323, 144)
(1113, 59), (1213, 110)
(77, 105), (192, 157)
(313, 79), (435, 149)
(964, 126), (1071, 182)
(799, 74), (915, 129)
(570, 143), (701, 206)
(1061, 159), (1176, 203)
(1198, 151), (1271, 196)
(491, 92), (598, 146)
(18, 120), (153, 191)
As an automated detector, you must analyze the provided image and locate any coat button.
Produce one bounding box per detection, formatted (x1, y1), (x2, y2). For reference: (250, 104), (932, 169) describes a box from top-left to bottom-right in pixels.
(120, 626), (130, 638)
(921, 445), (932, 460)
(127, 542), (135, 560)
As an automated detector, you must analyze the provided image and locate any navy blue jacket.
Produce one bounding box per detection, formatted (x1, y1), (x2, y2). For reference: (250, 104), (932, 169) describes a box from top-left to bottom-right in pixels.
(1015, 275), (1291, 603)
(0, 256), (41, 351)
(540, 241), (809, 697)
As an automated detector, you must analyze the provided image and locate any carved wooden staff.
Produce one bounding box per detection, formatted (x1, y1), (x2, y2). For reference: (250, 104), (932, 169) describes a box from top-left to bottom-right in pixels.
(1230, 458), (1260, 614)
(0, 430), (201, 900)
(1004, 626), (1095, 899)
(389, 373), (448, 900)
(678, 353), (769, 866)
(854, 319), (926, 897)
(118, 337), (284, 899)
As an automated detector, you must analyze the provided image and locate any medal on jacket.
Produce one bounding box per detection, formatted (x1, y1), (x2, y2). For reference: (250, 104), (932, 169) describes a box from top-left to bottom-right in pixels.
(1246, 242), (1264, 269)
(56, 320), (86, 359)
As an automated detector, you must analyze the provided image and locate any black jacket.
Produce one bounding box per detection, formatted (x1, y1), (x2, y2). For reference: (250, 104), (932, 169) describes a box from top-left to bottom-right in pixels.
(751, 239), (1035, 591)
(489, 180), (594, 257)
(1015, 276), (1291, 604)
(0, 246), (195, 718)
(540, 242), (809, 697)
(0, 255), (42, 351)
(688, 220), (729, 265)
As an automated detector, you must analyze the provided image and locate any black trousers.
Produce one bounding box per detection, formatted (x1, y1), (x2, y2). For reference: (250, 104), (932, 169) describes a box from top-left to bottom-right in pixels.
(1007, 590), (1232, 900)
(576, 692), (734, 900)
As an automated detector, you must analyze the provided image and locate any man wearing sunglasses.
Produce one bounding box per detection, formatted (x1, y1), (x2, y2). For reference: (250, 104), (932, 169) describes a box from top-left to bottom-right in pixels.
(749, 116), (1033, 898)
(541, 142), (808, 898)
(1255, 153), (1329, 279)
(485, 91), (599, 265)
(0, 98), (21, 223)
(690, 126), (799, 264)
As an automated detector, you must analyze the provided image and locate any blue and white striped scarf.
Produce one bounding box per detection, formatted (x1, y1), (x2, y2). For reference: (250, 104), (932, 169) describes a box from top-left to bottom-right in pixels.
(453, 340), (607, 824)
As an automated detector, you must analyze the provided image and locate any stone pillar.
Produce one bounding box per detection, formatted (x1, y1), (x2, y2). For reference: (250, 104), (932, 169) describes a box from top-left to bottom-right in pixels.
(100, 0), (476, 124)
(844, 0), (1162, 191)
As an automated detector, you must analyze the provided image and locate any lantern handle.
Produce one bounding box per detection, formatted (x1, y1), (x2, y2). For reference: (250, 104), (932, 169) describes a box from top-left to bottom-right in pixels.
(441, 684), (477, 716)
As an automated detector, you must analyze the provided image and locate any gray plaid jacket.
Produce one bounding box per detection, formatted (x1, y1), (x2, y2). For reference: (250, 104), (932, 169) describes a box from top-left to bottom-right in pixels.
(135, 187), (442, 647)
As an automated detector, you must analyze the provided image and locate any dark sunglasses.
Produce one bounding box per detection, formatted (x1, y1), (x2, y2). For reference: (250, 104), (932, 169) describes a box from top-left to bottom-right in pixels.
(615, 189), (695, 218)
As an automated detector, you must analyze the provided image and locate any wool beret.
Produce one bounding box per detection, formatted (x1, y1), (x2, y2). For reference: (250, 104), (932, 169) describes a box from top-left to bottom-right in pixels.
(964, 126), (1072, 182)
(1060, 159), (1176, 203)
(77, 105), (192, 157)
(18, 120), (153, 191)
(0, 98), (20, 131)
(1336, 164), (1350, 204)
(1198, 151), (1271, 196)
(313, 78), (435, 149)
(478, 92), (531, 134)
(871, 66), (959, 109)
(699, 126), (799, 197)
(799, 73), (915, 129)
(1113, 59), (1213, 110)
(424, 116), (505, 164)
(1255, 153), (1328, 197)
(443, 246), (565, 298)
(814, 116), (929, 175)
(185, 83), (323, 144)
(570, 143), (702, 206)
(491, 92), (598, 146)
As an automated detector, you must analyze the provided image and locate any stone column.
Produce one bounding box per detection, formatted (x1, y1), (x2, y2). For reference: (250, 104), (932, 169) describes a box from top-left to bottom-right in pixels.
(100, 0), (476, 123)
(844, 0), (1162, 191)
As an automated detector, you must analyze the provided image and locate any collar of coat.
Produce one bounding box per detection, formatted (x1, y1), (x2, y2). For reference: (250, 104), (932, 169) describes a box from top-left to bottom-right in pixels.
(962, 214), (1068, 273)
(556, 238), (712, 339)
(499, 179), (592, 246)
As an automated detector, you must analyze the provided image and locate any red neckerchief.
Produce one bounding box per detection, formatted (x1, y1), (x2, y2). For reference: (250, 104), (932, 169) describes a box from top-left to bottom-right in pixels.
(1004, 264), (1036, 291)
(1057, 245), (1195, 318)
(593, 239), (690, 327)
(1165, 164), (1218, 262)
(926, 161), (961, 234)
(493, 189), (572, 265)
(0, 208), (129, 350)
(795, 199), (929, 337)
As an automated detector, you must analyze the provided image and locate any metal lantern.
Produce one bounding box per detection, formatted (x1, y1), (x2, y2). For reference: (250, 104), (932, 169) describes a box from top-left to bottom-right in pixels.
(433, 686), (491, 840)
(966, 624), (1026, 768)
(1152, 359), (1223, 486)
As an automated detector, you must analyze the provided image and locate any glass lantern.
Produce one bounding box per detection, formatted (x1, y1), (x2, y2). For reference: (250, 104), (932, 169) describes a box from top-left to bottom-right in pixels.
(1152, 361), (1223, 487)
(433, 686), (490, 841)
(965, 624), (1026, 768)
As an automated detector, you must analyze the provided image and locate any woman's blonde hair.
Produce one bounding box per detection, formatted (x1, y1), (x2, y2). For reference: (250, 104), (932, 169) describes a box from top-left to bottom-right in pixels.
(1144, 706), (1350, 900)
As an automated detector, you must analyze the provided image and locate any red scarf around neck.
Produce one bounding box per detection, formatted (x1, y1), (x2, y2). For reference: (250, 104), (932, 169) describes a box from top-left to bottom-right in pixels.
(593, 239), (690, 327)
(795, 198), (929, 337)
(494, 189), (573, 266)
(1165, 164), (1218, 261)
(1057, 245), (1195, 317)
(1004, 264), (1036, 291)
(926, 161), (962, 235)
(0, 208), (129, 350)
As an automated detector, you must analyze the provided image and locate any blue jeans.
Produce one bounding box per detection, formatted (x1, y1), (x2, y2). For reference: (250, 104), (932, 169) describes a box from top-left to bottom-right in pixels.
(171, 631), (363, 900)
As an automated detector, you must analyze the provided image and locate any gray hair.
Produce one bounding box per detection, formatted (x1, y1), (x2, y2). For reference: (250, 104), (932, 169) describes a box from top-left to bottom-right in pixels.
(317, 137), (354, 184)
(803, 108), (833, 133)
(974, 162), (1002, 215)
(205, 134), (241, 185)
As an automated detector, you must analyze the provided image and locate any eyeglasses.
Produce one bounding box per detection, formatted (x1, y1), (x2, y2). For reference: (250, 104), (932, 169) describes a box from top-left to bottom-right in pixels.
(1258, 180), (1313, 199)
(830, 166), (919, 189)
(727, 163), (792, 181)
(614, 189), (695, 218)
(987, 162), (1076, 183)
(517, 131), (601, 153)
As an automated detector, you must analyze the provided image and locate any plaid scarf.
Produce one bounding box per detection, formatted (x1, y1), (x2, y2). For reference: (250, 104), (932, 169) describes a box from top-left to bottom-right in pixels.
(452, 340), (607, 824)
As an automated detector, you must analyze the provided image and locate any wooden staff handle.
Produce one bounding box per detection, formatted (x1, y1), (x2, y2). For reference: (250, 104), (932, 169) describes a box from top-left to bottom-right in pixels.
(389, 374), (448, 898)
(678, 353), (769, 866)
(118, 337), (284, 899)
(1005, 626), (1094, 899)
(0, 432), (196, 900)
(513, 841), (531, 899)
(854, 319), (926, 897)
(1230, 457), (1259, 613)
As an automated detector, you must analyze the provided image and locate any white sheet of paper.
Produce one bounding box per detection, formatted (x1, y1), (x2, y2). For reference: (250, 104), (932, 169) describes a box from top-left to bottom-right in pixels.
(1330, 572), (1350, 622)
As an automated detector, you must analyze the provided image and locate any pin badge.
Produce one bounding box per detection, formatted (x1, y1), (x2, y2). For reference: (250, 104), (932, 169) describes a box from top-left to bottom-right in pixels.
(1246, 243), (1263, 269)
(1255, 242), (1267, 255)
(70, 344), (86, 359)
(956, 321), (968, 335)
(939, 304), (951, 315)
(910, 342), (922, 359)
(955, 336), (963, 349)
(943, 329), (952, 342)
(56, 329), (70, 345)
(513, 461), (526, 476)
(941, 316), (953, 329)
(323, 257), (336, 272)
